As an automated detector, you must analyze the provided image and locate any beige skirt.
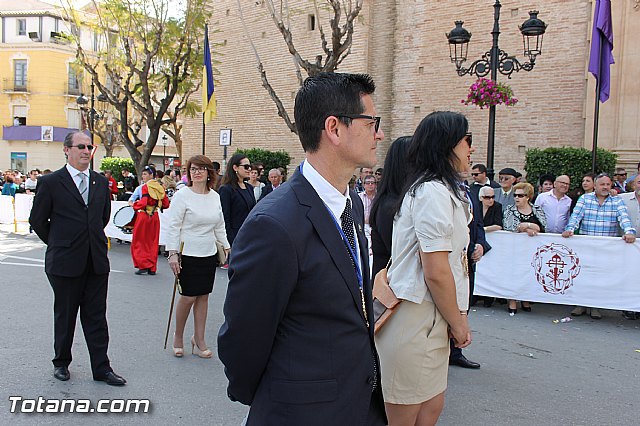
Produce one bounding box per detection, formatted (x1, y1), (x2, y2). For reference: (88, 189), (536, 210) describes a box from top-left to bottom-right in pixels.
(375, 299), (450, 405)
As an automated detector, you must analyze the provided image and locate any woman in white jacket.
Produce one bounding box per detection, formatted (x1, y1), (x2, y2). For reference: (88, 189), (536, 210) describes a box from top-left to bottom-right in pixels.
(166, 155), (230, 358)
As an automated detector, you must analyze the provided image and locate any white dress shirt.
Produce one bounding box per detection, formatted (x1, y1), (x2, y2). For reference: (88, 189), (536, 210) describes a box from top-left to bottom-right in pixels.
(534, 190), (572, 233)
(301, 160), (361, 264)
(66, 163), (90, 198)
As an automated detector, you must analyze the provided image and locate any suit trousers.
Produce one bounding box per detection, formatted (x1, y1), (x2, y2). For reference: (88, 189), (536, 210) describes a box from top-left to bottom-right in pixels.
(47, 257), (111, 376)
(366, 392), (387, 425)
(450, 257), (476, 361)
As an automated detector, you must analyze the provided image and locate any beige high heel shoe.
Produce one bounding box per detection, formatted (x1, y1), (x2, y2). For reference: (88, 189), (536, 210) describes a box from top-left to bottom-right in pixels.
(191, 336), (212, 358)
(173, 334), (184, 357)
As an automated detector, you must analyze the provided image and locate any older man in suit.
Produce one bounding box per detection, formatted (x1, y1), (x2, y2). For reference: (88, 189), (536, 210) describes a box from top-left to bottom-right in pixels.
(218, 73), (386, 425)
(29, 131), (126, 386)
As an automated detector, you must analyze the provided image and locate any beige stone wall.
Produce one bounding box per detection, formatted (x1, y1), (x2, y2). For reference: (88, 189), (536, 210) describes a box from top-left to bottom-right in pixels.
(184, 0), (638, 176)
(584, 0), (640, 172)
(182, 0), (372, 172)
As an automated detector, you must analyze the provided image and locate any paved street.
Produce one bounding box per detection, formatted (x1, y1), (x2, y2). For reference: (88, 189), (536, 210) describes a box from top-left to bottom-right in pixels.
(1, 225), (639, 425)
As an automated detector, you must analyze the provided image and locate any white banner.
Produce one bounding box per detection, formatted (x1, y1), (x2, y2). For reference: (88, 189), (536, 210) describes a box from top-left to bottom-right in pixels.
(0, 195), (13, 224)
(475, 231), (640, 311)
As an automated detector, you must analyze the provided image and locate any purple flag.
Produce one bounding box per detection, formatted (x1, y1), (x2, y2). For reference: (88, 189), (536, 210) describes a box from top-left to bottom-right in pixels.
(588, 0), (614, 103)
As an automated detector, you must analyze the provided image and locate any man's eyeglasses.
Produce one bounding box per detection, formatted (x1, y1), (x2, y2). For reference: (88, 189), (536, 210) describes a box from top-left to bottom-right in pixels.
(481, 195), (495, 199)
(471, 172), (481, 177)
(514, 193), (527, 198)
(70, 144), (93, 151)
(190, 166), (208, 174)
(238, 164), (252, 170)
(335, 114), (381, 133)
(365, 181), (377, 185)
(614, 173), (627, 176)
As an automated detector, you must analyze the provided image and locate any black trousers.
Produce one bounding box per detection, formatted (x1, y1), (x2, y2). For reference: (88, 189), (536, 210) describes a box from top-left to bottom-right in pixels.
(366, 393), (387, 425)
(47, 259), (111, 376)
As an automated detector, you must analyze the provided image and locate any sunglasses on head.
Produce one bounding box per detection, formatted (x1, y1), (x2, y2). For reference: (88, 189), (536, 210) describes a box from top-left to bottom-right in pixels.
(70, 144), (94, 151)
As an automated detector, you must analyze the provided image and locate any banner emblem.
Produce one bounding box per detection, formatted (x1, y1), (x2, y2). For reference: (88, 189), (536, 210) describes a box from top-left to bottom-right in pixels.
(531, 243), (581, 295)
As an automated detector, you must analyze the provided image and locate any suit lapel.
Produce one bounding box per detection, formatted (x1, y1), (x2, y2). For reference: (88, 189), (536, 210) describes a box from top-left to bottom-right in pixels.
(58, 167), (86, 206)
(290, 170), (368, 325)
(88, 171), (101, 205)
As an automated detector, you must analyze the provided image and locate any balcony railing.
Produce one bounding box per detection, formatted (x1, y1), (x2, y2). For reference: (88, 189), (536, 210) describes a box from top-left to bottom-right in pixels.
(2, 79), (29, 93)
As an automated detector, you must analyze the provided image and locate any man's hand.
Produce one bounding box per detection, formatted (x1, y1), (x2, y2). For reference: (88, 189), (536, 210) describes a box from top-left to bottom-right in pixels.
(623, 234), (637, 244)
(471, 244), (484, 262)
(561, 230), (573, 238)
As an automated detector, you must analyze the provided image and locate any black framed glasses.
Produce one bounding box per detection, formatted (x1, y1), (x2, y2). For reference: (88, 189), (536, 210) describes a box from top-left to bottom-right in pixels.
(481, 195), (495, 199)
(514, 193), (527, 198)
(335, 114), (381, 133)
(190, 166), (208, 174)
(238, 164), (251, 170)
(471, 172), (481, 177)
(70, 144), (93, 151)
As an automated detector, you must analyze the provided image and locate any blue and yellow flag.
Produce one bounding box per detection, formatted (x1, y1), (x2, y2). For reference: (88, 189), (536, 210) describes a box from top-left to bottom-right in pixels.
(202, 24), (217, 124)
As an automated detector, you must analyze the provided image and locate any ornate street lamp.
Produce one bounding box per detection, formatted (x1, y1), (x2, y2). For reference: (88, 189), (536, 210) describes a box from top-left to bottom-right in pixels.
(76, 78), (106, 170)
(160, 134), (168, 172)
(447, 1), (547, 178)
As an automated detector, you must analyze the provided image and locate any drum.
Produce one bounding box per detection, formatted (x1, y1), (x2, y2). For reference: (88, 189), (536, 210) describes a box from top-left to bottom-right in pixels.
(113, 206), (136, 233)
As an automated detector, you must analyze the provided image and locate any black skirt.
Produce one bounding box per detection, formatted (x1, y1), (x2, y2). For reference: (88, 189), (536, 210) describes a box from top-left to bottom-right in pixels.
(177, 255), (216, 296)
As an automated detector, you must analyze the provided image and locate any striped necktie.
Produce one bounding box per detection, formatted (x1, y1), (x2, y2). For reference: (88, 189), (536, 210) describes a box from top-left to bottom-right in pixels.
(78, 172), (88, 205)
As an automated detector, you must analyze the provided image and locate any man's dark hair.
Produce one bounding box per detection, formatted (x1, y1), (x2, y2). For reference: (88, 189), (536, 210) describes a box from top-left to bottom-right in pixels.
(212, 161), (221, 172)
(63, 131), (85, 147)
(294, 72), (376, 153)
(472, 163), (487, 174)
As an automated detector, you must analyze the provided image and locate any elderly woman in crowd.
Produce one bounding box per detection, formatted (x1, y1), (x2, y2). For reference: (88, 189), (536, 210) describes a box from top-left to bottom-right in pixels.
(130, 166), (170, 275)
(377, 111), (473, 425)
(247, 165), (265, 202)
(503, 182), (546, 315)
(166, 155), (230, 358)
(479, 186), (503, 232)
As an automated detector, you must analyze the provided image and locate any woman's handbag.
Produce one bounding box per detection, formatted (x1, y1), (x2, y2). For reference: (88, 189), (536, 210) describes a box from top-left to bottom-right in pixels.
(215, 241), (226, 265)
(372, 259), (402, 334)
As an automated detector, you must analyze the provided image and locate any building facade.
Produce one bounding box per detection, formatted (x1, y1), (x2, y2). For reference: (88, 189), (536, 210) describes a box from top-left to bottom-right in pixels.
(182, 0), (640, 175)
(0, 0), (178, 173)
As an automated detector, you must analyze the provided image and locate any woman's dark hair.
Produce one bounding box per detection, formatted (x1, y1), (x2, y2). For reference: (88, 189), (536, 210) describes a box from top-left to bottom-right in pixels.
(395, 111), (468, 215)
(142, 165), (156, 178)
(370, 136), (411, 230)
(186, 155), (216, 189)
(220, 153), (248, 189)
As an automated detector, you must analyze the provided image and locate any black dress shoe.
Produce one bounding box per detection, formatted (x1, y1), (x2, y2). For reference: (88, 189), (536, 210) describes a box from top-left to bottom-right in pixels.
(54, 366), (70, 381)
(94, 371), (127, 386)
(135, 268), (148, 275)
(148, 270), (156, 275)
(449, 355), (481, 369)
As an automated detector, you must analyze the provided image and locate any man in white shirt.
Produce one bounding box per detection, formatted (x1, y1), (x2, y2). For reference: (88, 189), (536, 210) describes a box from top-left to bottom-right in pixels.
(24, 169), (38, 193)
(218, 73), (387, 425)
(620, 174), (640, 320)
(534, 175), (572, 233)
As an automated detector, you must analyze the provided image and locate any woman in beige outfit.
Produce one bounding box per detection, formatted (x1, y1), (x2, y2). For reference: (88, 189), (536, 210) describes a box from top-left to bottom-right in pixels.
(376, 111), (474, 425)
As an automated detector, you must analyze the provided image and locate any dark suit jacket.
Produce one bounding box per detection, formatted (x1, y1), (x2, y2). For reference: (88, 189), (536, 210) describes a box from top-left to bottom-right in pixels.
(467, 190), (491, 261)
(29, 166), (111, 277)
(469, 179), (501, 203)
(218, 169), (385, 425)
(219, 184), (256, 245)
(258, 183), (274, 201)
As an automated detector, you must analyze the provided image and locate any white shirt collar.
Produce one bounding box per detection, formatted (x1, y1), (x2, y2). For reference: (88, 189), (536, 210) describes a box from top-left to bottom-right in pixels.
(301, 159), (350, 222)
(66, 163), (89, 178)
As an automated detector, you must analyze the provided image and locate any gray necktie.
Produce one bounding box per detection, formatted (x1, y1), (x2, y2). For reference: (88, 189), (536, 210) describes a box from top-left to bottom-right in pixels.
(78, 172), (88, 205)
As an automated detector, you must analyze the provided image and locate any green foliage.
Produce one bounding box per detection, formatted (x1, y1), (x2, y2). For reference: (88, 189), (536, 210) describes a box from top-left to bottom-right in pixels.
(235, 148), (292, 173)
(525, 147), (617, 190)
(99, 157), (136, 181)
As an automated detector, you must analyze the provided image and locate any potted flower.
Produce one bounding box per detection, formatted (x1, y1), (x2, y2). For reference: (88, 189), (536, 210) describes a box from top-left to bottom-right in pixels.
(462, 78), (518, 109)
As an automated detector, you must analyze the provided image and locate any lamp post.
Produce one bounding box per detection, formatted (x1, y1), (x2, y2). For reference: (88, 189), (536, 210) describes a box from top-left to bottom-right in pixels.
(447, 1), (547, 179)
(76, 78), (107, 170)
(160, 134), (168, 172)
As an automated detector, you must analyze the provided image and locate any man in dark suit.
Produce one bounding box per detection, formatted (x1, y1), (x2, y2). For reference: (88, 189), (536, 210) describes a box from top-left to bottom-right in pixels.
(469, 163), (500, 203)
(218, 73), (386, 425)
(257, 168), (283, 201)
(449, 185), (491, 369)
(29, 131), (126, 386)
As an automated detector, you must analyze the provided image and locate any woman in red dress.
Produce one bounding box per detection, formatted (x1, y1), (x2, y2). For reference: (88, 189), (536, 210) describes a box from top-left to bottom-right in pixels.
(131, 166), (170, 275)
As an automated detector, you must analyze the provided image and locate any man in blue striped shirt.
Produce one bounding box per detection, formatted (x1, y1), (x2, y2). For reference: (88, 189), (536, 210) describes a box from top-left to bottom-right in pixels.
(562, 173), (636, 319)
